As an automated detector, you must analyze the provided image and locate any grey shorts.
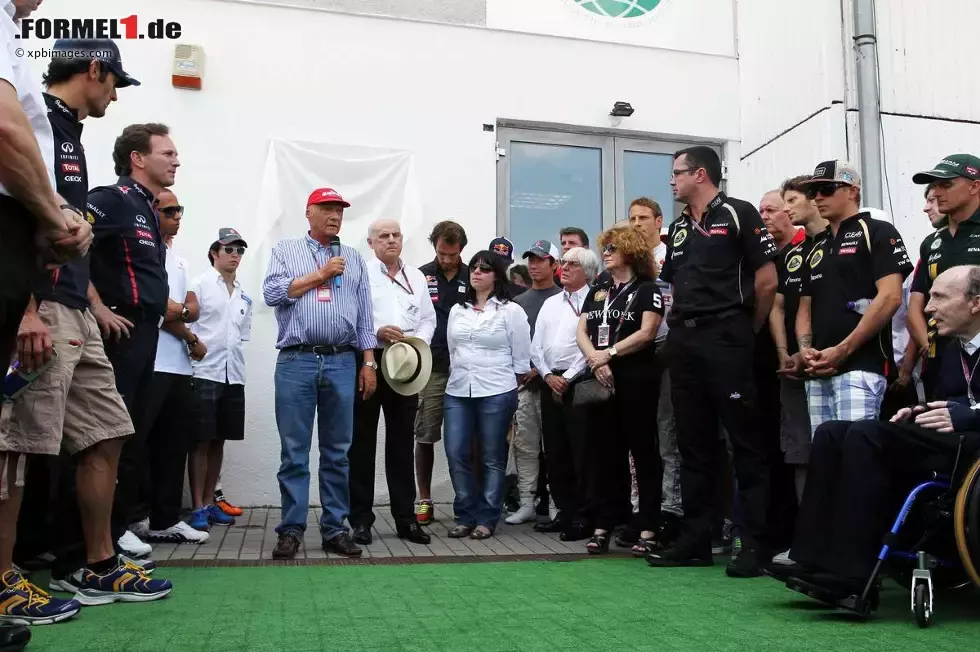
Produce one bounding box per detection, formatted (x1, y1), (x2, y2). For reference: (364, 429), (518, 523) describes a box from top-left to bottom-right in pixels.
(414, 371), (449, 444)
(779, 376), (812, 465)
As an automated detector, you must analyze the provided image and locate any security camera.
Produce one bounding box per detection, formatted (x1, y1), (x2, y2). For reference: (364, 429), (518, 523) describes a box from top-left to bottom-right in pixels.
(610, 101), (634, 117)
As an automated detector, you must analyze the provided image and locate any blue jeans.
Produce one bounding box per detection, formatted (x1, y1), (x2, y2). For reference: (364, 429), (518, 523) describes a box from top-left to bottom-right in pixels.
(274, 349), (356, 540)
(443, 389), (518, 530)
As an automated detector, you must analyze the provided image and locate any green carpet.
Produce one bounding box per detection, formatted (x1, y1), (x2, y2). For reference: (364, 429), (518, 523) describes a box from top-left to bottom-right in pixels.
(27, 559), (980, 651)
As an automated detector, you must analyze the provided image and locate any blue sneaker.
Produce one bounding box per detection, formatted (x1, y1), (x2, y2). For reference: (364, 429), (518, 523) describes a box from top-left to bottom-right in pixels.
(73, 557), (172, 606)
(206, 504), (235, 526)
(189, 507), (210, 531)
(0, 571), (80, 625)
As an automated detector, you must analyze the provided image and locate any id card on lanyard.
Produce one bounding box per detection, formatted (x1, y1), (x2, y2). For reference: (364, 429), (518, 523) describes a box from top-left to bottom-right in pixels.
(598, 279), (637, 347)
(311, 244), (332, 302)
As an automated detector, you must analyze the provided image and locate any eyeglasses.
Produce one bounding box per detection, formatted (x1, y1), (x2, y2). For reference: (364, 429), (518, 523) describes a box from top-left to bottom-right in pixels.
(804, 182), (848, 200)
(469, 263), (493, 273)
(670, 168), (698, 179)
(223, 246), (246, 255)
(158, 205), (184, 217)
(602, 244), (617, 255)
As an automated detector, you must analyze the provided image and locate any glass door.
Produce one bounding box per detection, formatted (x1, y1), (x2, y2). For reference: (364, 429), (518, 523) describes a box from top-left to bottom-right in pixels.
(614, 138), (688, 230)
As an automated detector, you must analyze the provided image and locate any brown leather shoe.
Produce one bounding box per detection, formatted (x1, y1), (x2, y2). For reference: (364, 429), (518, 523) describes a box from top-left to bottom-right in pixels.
(322, 532), (363, 557)
(272, 533), (301, 559)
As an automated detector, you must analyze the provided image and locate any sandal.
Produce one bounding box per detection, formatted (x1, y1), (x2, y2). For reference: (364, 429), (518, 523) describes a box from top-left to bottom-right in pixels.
(470, 526), (493, 540)
(586, 532), (610, 555)
(631, 535), (657, 557)
(448, 525), (473, 538)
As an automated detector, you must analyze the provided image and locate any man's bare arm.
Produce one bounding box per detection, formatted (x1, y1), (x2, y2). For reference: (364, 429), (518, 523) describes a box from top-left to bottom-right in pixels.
(752, 261), (778, 333)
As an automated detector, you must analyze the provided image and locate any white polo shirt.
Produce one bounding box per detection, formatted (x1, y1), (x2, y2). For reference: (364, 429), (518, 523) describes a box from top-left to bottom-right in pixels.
(0, 2), (56, 198)
(367, 257), (436, 345)
(154, 245), (193, 376)
(189, 268), (253, 385)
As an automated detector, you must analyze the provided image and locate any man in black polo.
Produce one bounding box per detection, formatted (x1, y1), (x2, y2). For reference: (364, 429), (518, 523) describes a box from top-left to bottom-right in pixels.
(86, 123), (181, 556)
(794, 161), (912, 434)
(646, 145), (778, 577)
(414, 220), (469, 525)
(906, 154), (980, 401)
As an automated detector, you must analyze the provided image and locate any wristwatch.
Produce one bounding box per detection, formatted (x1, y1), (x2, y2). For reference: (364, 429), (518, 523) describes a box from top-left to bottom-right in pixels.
(363, 361), (378, 370)
(609, 346), (618, 357)
(179, 304), (190, 322)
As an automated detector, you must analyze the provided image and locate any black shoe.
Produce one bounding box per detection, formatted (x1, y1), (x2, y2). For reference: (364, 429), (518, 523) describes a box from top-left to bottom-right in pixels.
(560, 522), (590, 542)
(397, 523), (431, 545)
(646, 539), (714, 567)
(323, 532), (363, 557)
(0, 625), (30, 652)
(352, 524), (372, 545)
(534, 516), (566, 533)
(658, 513), (682, 548)
(272, 533), (301, 559)
(763, 561), (814, 583)
(726, 545), (764, 578)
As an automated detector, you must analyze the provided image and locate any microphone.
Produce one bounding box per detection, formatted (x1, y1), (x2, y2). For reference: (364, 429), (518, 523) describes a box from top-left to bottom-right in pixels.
(329, 235), (342, 289)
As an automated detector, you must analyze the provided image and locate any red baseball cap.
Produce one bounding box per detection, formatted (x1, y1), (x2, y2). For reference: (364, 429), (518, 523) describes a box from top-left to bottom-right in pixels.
(306, 188), (351, 209)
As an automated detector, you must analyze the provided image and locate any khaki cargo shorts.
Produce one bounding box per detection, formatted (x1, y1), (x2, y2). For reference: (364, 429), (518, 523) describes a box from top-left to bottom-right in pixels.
(0, 301), (134, 457)
(414, 371), (449, 444)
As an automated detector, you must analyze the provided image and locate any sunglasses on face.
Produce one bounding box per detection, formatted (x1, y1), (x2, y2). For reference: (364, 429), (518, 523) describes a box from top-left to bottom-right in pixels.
(470, 262), (493, 273)
(602, 244), (617, 255)
(158, 205), (184, 217)
(223, 246), (246, 255)
(805, 182), (848, 200)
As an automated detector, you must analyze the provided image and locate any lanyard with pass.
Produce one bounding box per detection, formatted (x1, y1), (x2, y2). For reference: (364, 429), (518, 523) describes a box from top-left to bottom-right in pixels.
(598, 278), (636, 347)
(310, 243), (332, 302)
(386, 266), (414, 295)
(961, 349), (980, 407)
(564, 291), (582, 317)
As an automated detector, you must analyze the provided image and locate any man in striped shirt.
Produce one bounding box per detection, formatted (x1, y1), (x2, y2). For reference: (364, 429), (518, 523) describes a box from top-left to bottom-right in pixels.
(262, 187), (378, 559)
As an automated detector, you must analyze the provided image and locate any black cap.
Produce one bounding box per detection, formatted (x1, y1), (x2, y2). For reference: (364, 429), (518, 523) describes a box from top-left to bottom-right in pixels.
(489, 237), (514, 262)
(52, 39), (141, 88)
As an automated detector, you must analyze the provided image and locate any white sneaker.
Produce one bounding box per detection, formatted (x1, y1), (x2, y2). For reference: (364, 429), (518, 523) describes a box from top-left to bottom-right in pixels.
(118, 530), (153, 558)
(505, 505), (537, 525)
(771, 549), (794, 565)
(129, 518), (150, 539)
(147, 521), (209, 544)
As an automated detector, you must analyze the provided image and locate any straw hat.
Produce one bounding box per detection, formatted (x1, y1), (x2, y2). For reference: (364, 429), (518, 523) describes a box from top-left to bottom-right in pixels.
(380, 337), (432, 396)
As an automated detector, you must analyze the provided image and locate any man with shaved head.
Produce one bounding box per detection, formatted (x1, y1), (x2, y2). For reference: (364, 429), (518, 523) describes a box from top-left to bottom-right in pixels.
(348, 218), (435, 545)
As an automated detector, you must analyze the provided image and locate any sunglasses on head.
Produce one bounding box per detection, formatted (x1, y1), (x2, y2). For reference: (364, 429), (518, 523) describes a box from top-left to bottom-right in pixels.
(805, 182), (849, 200)
(470, 262), (493, 273)
(223, 246), (246, 255)
(159, 205), (184, 217)
(602, 244), (617, 255)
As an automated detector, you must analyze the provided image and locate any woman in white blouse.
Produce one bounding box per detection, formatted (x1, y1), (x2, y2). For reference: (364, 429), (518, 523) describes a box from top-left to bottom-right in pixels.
(444, 250), (531, 540)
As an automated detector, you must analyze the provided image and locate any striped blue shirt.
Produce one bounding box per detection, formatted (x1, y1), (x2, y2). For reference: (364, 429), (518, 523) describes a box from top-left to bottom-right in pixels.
(262, 234), (378, 351)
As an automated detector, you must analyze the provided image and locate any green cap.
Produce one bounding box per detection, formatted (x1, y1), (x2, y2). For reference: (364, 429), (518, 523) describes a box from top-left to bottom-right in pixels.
(912, 154), (980, 184)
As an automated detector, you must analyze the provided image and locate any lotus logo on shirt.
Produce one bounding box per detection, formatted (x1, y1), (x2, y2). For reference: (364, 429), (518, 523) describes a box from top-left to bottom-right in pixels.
(572, 0), (663, 18)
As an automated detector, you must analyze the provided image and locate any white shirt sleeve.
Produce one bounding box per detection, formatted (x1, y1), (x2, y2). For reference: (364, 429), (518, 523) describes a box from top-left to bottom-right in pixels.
(530, 304), (549, 377)
(240, 287), (254, 342)
(0, 24), (16, 89)
(416, 269), (437, 345)
(509, 303), (531, 375)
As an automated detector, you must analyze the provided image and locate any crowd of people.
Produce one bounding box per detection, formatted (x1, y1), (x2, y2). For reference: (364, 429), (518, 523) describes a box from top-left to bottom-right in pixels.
(1, 2), (979, 648)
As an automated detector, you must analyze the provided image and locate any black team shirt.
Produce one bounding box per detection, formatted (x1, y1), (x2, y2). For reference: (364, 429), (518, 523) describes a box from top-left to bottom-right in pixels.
(420, 260), (469, 374)
(581, 276), (665, 381)
(775, 228), (812, 355)
(800, 212), (913, 376)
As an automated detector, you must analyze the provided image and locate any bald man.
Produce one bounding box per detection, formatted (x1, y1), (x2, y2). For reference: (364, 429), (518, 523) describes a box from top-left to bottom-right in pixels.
(348, 219), (435, 545)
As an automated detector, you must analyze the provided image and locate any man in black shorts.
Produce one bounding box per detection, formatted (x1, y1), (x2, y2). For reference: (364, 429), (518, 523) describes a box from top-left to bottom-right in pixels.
(185, 229), (253, 531)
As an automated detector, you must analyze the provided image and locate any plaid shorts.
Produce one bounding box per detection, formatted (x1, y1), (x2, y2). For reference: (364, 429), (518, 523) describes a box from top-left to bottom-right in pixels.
(805, 370), (886, 432)
(192, 377), (246, 442)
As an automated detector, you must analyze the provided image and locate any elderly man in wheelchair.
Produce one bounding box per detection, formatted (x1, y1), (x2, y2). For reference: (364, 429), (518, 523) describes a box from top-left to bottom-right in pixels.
(769, 265), (980, 624)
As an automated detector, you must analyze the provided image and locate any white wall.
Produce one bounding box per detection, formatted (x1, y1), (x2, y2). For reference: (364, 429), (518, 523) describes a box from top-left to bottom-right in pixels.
(25, 0), (739, 505)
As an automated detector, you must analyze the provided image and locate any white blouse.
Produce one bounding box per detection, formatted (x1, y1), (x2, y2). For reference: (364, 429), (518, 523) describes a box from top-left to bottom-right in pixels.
(446, 297), (531, 398)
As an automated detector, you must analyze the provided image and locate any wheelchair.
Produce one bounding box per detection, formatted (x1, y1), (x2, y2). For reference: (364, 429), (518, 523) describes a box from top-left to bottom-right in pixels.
(837, 435), (980, 627)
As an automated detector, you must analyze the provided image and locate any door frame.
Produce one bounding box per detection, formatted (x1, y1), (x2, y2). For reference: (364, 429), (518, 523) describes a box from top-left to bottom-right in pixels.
(495, 120), (727, 241)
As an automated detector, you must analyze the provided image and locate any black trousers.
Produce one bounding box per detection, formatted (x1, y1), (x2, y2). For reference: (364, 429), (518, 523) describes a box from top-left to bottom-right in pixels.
(668, 311), (770, 550)
(540, 378), (592, 528)
(754, 330), (798, 553)
(791, 419), (980, 581)
(349, 352), (418, 529)
(145, 371), (194, 530)
(586, 369), (662, 532)
(103, 313), (160, 535)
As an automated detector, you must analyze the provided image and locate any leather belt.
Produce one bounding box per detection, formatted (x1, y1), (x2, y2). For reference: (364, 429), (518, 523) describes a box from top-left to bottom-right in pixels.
(284, 344), (356, 355)
(668, 307), (746, 329)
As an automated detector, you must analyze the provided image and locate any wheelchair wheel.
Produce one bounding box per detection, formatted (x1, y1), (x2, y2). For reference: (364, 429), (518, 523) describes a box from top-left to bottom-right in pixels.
(954, 457), (980, 589)
(913, 583), (932, 628)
